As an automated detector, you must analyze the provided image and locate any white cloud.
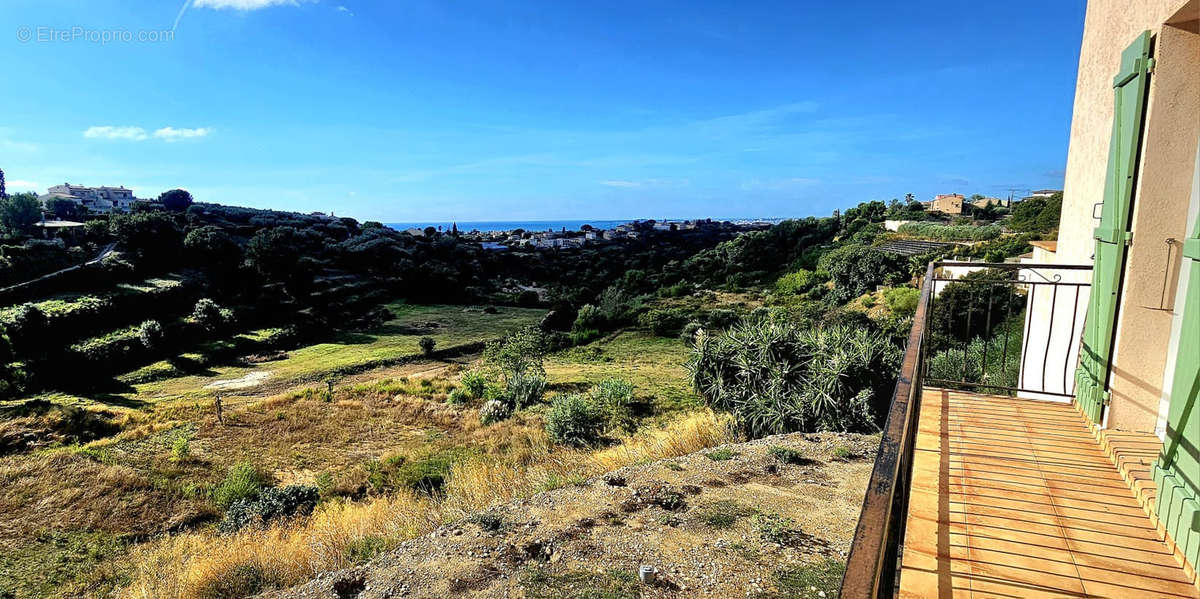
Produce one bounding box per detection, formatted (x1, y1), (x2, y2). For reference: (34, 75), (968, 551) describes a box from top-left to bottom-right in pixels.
(193, 0), (311, 10)
(337, 5), (354, 16)
(154, 127), (212, 141)
(83, 126), (148, 141)
(599, 180), (642, 188)
(5, 179), (41, 192)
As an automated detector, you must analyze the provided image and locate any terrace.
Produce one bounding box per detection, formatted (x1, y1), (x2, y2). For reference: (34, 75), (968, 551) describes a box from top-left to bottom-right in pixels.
(841, 262), (1199, 598)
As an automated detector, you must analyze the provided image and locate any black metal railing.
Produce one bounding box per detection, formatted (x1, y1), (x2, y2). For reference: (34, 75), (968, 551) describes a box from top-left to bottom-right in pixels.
(923, 261), (1091, 398)
(840, 260), (1092, 598)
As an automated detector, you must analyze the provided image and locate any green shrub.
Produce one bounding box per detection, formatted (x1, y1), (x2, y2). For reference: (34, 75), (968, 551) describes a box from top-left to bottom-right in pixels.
(479, 399), (512, 425)
(460, 370), (488, 399)
(485, 327), (549, 382)
(658, 281), (691, 298)
(882, 287), (920, 317)
(506, 372), (546, 408)
(896, 222), (1003, 241)
(590, 377), (635, 434)
(170, 436), (191, 462)
(218, 484), (319, 534)
(930, 270), (1024, 344)
(638, 308), (689, 337)
(211, 462), (268, 510)
(775, 269), (816, 295)
(467, 511), (506, 534)
(767, 445), (808, 465)
(345, 535), (391, 563)
(687, 321), (901, 438)
(572, 304), (603, 332)
(926, 318), (1023, 391)
(705, 447), (736, 461)
(315, 472), (335, 497)
(191, 298), (225, 331)
(365, 449), (470, 495)
(817, 245), (908, 303)
(753, 512), (798, 544)
(447, 388), (469, 406)
(705, 308), (739, 329)
(545, 393), (603, 447)
(137, 319), (165, 350)
(832, 445), (855, 460)
(569, 328), (601, 345)
(418, 336), (436, 356)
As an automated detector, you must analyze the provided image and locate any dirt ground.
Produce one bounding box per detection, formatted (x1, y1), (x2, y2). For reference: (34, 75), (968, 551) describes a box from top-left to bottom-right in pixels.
(267, 431), (877, 599)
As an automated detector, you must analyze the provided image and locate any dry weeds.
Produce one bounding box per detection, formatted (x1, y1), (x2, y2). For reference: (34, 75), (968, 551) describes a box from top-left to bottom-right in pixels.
(121, 411), (732, 599)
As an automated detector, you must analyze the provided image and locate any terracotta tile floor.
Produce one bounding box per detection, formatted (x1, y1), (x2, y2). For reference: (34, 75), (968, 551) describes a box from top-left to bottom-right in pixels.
(898, 389), (1198, 599)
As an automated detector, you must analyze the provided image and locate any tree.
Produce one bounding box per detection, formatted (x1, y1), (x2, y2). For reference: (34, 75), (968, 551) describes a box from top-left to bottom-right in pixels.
(245, 226), (316, 278)
(419, 336), (437, 356)
(1008, 192), (1062, 235)
(484, 327), (549, 383)
(138, 320), (166, 350)
(0, 167), (6, 199)
(109, 211), (184, 265)
(818, 244), (908, 302)
(0, 193), (43, 235)
(158, 189), (194, 212)
(191, 298), (226, 331)
(184, 226), (241, 265)
(46, 198), (83, 221)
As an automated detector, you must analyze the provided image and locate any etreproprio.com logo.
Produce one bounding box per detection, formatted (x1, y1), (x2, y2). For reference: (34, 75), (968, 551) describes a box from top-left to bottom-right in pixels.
(17, 26), (175, 44)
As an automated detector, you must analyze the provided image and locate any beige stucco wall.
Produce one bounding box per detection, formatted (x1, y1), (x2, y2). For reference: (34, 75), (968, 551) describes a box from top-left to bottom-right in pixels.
(1057, 0), (1200, 432)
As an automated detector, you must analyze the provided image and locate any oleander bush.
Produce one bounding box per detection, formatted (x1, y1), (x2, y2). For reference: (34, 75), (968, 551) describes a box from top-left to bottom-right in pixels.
(687, 319), (901, 437)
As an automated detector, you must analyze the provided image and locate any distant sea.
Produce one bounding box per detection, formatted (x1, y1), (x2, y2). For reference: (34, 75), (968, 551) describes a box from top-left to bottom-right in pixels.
(385, 218), (786, 234)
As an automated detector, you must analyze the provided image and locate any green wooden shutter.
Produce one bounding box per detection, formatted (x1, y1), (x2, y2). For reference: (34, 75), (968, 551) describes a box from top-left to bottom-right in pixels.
(1075, 31), (1153, 425)
(1154, 186), (1200, 573)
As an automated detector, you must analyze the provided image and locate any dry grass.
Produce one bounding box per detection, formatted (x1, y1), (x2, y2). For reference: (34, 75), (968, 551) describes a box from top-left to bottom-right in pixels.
(0, 451), (210, 540)
(121, 410), (733, 599)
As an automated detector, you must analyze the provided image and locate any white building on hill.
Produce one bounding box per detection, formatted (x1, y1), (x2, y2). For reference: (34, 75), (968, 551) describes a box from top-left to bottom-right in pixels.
(40, 183), (138, 214)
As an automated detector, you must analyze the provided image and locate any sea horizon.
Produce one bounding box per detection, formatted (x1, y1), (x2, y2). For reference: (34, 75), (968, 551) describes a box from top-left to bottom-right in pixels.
(385, 216), (790, 234)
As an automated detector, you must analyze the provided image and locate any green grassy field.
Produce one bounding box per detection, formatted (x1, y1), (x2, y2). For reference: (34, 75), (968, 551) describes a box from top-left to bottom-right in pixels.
(118, 303), (545, 403)
(545, 331), (702, 414)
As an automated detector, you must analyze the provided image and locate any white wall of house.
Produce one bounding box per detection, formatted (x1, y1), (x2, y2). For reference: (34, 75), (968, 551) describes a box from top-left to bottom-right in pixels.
(1017, 258), (1092, 403)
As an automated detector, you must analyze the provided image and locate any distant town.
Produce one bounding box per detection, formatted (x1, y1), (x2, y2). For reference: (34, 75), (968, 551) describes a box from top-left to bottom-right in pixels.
(27, 181), (1062, 253)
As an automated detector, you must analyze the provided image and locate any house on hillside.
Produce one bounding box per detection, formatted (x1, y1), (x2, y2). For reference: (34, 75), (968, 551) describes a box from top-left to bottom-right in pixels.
(843, 2), (1200, 597)
(40, 183), (138, 214)
(922, 193), (964, 214)
(1030, 188), (1062, 198)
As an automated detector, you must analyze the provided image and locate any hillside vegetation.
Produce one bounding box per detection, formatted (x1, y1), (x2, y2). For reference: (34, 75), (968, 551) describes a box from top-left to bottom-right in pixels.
(0, 195), (1035, 598)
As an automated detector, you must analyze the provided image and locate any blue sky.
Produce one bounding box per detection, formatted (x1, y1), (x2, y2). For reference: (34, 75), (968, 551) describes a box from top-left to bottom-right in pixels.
(1, 0), (1085, 222)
